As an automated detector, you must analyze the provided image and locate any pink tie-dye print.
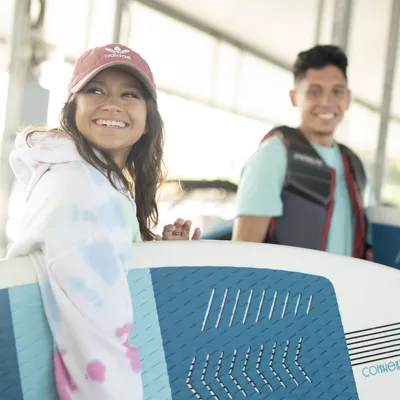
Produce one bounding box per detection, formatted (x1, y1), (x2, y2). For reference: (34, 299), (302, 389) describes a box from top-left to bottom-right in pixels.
(123, 340), (141, 374)
(86, 360), (106, 383)
(33, 160), (45, 169)
(115, 322), (133, 339)
(54, 348), (78, 400)
(116, 323), (141, 374)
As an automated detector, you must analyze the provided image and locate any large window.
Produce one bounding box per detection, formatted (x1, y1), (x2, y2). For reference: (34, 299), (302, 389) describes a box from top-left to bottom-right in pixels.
(3, 0), (400, 209)
(335, 103), (380, 166)
(158, 92), (269, 183)
(44, 0), (89, 56)
(128, 2), (274, 184)
(129, 2), (217, 104)
(213, 43), (240, 110)
(86, 0), (117, 49)
(128, 2), (296, 126)
(0, 43), (10, 138)
(43, 62), (74, 127)
(44, 0), (116, 57)
(235, 52), (295, 123)
(0, 0), (14, 38)
(347, 0), (392, 108)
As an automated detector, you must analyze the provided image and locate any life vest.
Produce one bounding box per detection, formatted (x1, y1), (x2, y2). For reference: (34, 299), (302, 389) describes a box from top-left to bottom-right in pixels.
(261, 126), (372, 260)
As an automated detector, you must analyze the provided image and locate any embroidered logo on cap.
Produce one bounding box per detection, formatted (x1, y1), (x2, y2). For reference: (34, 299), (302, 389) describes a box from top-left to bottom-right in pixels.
(105, 46), (131, 60)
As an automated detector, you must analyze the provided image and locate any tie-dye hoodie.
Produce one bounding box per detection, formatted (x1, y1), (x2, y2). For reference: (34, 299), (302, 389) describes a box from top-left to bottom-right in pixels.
(6, 131), (143, 399)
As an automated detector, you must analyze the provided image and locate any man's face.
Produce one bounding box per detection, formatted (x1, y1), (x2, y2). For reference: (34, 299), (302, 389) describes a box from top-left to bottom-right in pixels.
(290, 65), (351, 137)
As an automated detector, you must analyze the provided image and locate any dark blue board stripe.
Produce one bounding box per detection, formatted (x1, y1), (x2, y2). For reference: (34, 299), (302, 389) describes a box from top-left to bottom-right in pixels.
(0, 288), (23, 400)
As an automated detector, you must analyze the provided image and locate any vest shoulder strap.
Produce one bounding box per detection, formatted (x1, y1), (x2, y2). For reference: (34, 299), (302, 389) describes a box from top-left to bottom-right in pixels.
(263, 126), (326, 165)
(262, 125), (307, 146)
(338, 143), (367, 199)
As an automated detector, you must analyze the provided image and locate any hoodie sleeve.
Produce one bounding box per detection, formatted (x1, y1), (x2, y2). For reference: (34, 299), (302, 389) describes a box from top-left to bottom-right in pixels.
(10, 162), (143, 400)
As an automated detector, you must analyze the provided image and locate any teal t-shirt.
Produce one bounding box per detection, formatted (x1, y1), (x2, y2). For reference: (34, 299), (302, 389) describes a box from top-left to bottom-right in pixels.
(236, 136), (376, 256)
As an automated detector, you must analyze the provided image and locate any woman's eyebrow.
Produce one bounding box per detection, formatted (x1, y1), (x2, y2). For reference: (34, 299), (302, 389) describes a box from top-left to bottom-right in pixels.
(121, 82), (142, 89)
(88, 79), (105, 85)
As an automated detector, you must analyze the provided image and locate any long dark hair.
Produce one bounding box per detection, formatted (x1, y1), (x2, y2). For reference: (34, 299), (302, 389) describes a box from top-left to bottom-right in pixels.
(26, 88), (166, 241)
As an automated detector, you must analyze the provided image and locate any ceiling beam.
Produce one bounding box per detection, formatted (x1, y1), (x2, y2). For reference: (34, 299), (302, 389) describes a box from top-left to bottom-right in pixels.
(134, 0), (400, 124)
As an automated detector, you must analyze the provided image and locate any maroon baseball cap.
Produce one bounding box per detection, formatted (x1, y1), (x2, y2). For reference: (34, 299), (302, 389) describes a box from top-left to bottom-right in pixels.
(68, 43), (157, 98)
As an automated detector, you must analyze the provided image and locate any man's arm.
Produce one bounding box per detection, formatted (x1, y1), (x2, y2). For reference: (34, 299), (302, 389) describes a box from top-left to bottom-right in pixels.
(232, 136), (287, 242)
(232, 216), (272, 242)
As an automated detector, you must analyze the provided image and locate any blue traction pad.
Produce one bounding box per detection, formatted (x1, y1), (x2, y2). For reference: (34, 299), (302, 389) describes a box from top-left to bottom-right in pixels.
(0, 266), (358, 399)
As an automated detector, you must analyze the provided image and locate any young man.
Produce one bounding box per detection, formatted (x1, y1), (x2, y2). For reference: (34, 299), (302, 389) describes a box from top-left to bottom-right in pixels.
(232, 45), (375, 259)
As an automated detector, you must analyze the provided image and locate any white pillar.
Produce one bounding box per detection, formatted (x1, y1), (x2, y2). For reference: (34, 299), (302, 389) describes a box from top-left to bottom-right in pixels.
(373, 0), (400, 202)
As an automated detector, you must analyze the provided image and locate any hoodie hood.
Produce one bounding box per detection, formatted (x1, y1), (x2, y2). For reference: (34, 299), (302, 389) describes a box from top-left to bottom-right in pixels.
(10, 131), (84, 198)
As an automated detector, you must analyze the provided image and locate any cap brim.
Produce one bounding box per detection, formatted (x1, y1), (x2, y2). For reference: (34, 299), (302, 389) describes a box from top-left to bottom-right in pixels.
(70, 60), (157, 99)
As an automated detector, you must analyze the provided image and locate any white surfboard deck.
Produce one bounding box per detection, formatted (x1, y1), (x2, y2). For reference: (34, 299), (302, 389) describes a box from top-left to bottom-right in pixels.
(0, 241), (399, 399)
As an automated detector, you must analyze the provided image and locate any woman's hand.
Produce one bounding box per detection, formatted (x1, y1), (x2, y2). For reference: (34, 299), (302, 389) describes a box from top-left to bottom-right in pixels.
(156, 218), (201, 241)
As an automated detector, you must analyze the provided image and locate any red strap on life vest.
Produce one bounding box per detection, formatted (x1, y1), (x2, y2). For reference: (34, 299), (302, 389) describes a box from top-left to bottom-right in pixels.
(341, 152), (367, 259)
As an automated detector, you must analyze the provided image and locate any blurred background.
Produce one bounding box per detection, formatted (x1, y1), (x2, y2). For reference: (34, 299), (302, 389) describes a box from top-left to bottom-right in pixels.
(1, 0), (400, 256)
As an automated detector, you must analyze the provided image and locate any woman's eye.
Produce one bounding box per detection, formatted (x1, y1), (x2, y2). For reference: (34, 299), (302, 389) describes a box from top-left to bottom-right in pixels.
(86, 88), (103, 95)
(123, 92), (139, 99)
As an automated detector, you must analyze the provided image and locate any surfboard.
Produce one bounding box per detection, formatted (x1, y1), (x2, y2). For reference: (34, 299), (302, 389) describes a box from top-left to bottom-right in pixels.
(0, 241), (399, 399)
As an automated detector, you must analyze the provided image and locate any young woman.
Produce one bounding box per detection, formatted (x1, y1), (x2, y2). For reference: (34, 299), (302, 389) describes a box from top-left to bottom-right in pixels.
(6, 43), (200, 399)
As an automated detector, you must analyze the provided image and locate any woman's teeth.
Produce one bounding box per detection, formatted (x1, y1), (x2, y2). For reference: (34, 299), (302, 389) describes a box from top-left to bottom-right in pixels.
(96, 119), (127, 128)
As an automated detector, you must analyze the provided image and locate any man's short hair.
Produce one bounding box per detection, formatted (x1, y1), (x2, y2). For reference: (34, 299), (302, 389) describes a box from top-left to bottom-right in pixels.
(293, 45), (348, 83)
